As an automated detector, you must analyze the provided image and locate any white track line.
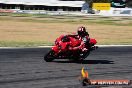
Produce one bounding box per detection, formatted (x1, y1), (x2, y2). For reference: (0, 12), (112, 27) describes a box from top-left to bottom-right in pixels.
(38, 45), (132, 48)
(97, 45), (132, 47)
(0, 45), (132, 49)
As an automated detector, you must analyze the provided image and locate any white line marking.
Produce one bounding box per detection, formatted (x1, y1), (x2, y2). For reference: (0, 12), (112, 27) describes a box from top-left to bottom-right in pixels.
(0, 45), (132, 49)
(38, 45), (132, 48)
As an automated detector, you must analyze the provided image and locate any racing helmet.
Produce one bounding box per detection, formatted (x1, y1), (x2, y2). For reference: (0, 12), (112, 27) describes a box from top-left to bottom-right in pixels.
(77, 26), (86, 36)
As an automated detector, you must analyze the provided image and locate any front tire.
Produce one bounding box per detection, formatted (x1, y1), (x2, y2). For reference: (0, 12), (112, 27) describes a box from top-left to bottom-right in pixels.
(44, 51), (55, 62)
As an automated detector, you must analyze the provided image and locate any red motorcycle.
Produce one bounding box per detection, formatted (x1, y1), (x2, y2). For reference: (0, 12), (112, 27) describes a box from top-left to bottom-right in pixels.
(44, 35), (97, 62)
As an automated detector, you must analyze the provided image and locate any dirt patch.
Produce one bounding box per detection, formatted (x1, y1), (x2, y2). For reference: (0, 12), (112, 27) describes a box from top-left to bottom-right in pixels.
(0, 16), (132, 46)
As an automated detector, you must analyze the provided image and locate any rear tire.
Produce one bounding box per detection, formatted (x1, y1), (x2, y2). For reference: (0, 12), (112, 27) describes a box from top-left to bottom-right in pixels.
(44, 51), (55, 62)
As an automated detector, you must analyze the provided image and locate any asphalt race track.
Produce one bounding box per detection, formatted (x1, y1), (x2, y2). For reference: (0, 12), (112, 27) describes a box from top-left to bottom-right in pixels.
(0, 46), (132, 88)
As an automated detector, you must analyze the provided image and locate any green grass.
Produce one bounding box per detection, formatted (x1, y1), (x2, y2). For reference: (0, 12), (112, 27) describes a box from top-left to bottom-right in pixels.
(0, 40), (132, 47)
(0, 41), (53, 47)
(0, 13), (132, 26)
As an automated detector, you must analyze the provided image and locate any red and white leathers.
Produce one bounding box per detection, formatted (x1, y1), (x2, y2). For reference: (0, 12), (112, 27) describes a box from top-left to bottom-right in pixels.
(68, 33), (90, 51)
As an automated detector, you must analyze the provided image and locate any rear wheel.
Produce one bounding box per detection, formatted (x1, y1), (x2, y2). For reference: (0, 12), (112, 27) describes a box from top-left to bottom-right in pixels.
(44, 51), (55, 62)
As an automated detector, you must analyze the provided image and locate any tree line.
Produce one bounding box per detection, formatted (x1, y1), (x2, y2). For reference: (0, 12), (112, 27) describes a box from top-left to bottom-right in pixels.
(127, 0), (132, 7)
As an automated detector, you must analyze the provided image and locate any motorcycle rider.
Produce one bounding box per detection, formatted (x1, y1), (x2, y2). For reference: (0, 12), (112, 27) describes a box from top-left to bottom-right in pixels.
(69, 26), (90, 50)
(68, 26), (90, 60)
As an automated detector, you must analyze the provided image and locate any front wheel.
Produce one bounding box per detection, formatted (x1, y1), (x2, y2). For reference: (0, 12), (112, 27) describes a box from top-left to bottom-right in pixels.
(44, 50), (55, 62)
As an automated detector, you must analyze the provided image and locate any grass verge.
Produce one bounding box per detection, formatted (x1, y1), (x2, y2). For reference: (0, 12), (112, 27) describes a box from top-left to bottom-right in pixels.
(0, 41), (53, 47)
(0, 15), (132, 47)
